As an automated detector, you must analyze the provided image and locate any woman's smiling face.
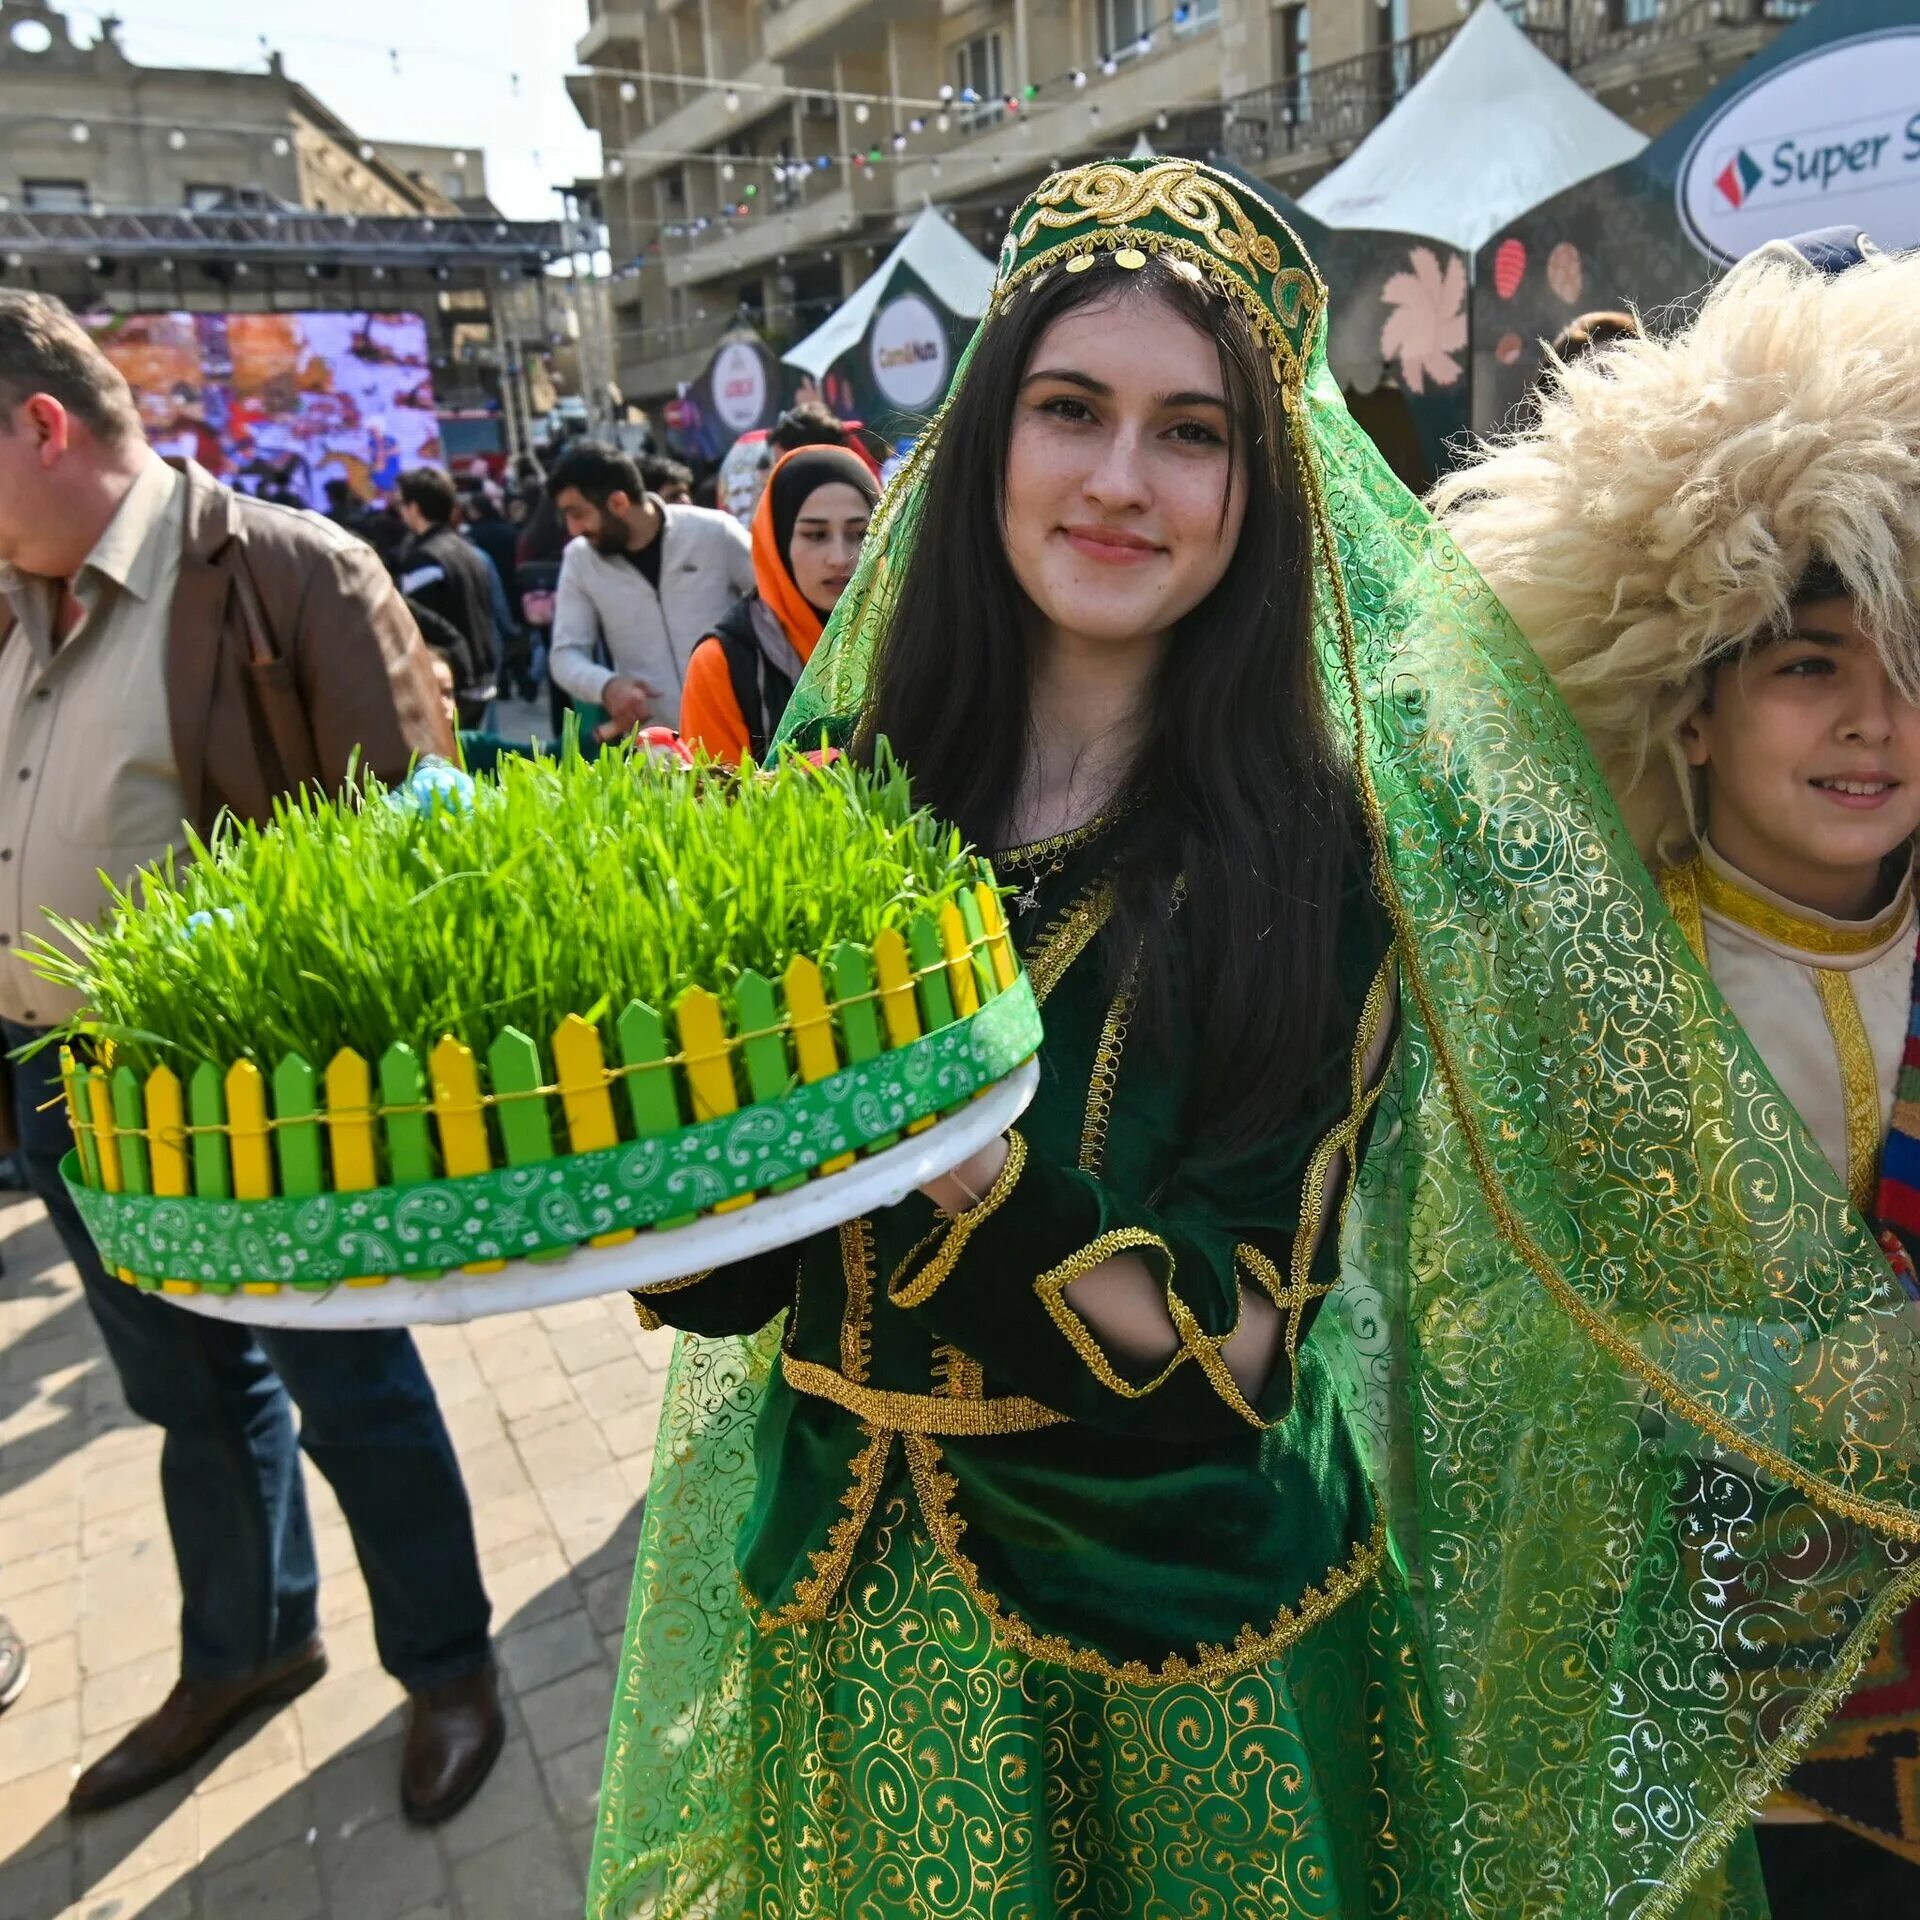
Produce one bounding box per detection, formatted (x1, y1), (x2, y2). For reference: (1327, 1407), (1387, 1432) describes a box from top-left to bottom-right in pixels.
(1001, 289), (1247, 655)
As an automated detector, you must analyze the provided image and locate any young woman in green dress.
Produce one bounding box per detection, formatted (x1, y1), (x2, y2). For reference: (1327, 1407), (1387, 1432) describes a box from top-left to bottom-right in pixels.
(590, 161), (1920, 1920)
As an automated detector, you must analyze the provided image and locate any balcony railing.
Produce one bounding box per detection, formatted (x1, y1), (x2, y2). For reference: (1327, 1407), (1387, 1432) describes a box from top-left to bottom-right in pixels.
(1221, 0), (1810, 176)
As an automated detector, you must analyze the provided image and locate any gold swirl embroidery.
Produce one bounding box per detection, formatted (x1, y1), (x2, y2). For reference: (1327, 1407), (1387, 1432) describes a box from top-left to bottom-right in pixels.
(1079, 959), (1136, 1175)
(779, 1354), (1065, 1436)
(887, 1130), (1028, 1309)
(1815, 968), (1884, 1215)
(1297, 401), (1920, 1545)
(903, 1431), (1383, 1687)
(837, 1217), (873, 1383)
(742, 1420), (894, 1630)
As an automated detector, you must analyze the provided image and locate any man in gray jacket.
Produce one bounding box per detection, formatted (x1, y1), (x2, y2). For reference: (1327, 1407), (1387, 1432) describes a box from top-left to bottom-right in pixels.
(546, 442), (753, 734)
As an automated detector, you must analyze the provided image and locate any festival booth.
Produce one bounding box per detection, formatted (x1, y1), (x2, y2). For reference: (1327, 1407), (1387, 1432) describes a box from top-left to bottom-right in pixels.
(664, 329), (784, 465)
(1469, 0), (1920, 430)
(781, 209), (996, 459)
(1298, 2), (1646, 472)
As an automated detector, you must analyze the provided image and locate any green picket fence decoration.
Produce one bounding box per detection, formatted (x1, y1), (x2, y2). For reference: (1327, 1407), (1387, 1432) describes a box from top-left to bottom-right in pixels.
(488, 1028), (553, 1166)
(378, 1042), (440, 1280)
(491, 1025), (568, 1265)
(378, 1043), (435, 1185)
(735, 968), (805, 1194)
(616, 998), (697, 1227)
(829, 942), (897, 1153)
(907, 913), (956, 1031)
(272, 1055), (324, 1199)
(109, 1064), (151, 1199)
(188, 1060), (230, 1200)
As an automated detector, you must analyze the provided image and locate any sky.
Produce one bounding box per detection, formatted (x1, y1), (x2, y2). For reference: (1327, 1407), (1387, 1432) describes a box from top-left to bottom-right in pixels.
(62, 0), (604, 220)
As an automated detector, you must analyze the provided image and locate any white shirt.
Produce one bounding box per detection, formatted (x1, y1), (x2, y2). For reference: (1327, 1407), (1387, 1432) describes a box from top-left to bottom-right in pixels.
(1669, 842), (1915, 1208)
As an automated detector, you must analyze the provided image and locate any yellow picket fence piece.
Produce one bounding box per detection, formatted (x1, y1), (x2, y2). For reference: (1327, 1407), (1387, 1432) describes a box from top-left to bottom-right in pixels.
(976, 882), (1019, 992)
(325, 1049), (386, 1286)
(144, 1066), (189, 1198)
(86, 1070), (122, 1196)
(430, 1037), (504, 1273)
(552, 1015), (634, 1248)
(225, 1061), (279, 1294)
(678, 989), (752, 1214)
(939, 900), (981, 1019)
(873, 926), (935, 1136)
(786, 955), (853, 1174)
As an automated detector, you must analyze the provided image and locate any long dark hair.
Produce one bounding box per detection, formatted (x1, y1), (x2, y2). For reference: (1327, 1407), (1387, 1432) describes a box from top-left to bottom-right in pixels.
(855, 255), (1361, 1151)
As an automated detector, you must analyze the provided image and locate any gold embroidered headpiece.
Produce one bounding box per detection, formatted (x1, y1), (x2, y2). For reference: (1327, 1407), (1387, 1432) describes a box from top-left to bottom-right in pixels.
(992, 157), (1325, 404)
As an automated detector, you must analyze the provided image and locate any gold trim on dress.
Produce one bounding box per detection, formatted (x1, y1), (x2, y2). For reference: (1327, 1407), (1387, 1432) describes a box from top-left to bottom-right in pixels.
(838, 1218), (874, 1384)
(628, 1268), (715, 1331)
(1659, 862), (1709, 964)
(1815, 967), (1884, 1214)
(1080, 953), (1139, 1176)
(886, 1130), (1029, 1310)
(1034, 1227), (1191, 1400)
(744, 1420), (895, 1630)
(1683, 854), (1914, 959)
(903, 1431), (1383, 1687)
(1022, 879), (1114, 1006)
(780, 1353), (1065, 1436)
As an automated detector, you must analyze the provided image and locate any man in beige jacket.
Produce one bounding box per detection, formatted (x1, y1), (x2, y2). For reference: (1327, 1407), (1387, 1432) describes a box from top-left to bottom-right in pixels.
(0, 292), (503, 1825)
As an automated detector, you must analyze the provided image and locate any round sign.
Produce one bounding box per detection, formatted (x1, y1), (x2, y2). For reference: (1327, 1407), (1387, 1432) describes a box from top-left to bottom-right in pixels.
(1677, 28), (1920, 264)
(868, 293), (949, 412)
(710, 340), (769, 434)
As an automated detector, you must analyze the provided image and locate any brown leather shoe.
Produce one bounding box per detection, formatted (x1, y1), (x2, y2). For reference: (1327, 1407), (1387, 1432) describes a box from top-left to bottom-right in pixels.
(400, 1664), (504, 1826)
(68, 1636), (327, 1815)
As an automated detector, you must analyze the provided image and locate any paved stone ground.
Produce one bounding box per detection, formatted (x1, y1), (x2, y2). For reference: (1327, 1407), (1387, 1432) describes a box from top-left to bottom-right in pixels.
(0, 1183), (675, 1920)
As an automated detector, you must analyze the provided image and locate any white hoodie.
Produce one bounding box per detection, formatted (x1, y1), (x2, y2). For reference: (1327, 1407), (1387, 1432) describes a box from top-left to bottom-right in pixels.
(547, 496), (754, 728)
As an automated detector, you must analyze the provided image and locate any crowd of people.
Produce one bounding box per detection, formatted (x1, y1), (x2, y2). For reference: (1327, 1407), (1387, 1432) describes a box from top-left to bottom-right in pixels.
(3, 159), (1920, 1920)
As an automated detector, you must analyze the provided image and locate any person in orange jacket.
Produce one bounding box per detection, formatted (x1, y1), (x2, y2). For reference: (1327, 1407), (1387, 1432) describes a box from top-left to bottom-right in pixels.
(677, 445), (879, 762)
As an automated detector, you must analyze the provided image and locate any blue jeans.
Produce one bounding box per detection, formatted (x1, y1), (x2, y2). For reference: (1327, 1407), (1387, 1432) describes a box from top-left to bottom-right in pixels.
(9, 1021), (492, 1688)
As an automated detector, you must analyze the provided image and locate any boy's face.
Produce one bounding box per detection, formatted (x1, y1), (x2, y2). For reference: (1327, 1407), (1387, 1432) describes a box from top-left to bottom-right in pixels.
(1681, 595), (1920, 913)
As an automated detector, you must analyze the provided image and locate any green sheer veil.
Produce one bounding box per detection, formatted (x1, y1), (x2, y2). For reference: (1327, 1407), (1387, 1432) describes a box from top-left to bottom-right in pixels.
(591, 159), (1920, 1919)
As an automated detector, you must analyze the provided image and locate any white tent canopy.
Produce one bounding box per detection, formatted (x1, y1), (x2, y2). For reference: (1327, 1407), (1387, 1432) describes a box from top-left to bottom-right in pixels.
(1299, 3), (1647, 256)
(783, 207), (996, 380)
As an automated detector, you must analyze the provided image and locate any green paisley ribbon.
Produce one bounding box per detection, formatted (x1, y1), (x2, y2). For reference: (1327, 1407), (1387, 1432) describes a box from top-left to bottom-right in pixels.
(64, 979), (1040, 1292)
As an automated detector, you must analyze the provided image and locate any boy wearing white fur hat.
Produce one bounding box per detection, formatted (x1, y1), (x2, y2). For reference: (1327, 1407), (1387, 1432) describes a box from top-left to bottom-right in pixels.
(1435, 234), (1920, 1901)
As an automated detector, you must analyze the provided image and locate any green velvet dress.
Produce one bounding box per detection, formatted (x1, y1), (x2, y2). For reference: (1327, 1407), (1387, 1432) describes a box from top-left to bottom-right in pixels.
(615, 810), (1453, 1917)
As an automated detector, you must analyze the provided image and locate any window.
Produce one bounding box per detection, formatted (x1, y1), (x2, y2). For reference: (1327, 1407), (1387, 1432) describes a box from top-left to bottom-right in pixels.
(1097, 0), (1149, 60)
(1276, 4), (1310, 122)
(22, 179), (87, 211)
(953, 30), (1005, 127)
(184, 183), (231, 211)
(441, 168), (465, 200)
(1175, 0), (1220, 30)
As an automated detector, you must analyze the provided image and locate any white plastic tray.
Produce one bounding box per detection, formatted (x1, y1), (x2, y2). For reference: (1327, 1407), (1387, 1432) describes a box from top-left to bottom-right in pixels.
(159, 1057), (1039, 1329)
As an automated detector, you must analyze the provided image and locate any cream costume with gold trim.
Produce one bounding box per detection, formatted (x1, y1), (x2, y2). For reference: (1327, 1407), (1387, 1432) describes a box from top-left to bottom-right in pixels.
(1661, 846), (1916, 1214)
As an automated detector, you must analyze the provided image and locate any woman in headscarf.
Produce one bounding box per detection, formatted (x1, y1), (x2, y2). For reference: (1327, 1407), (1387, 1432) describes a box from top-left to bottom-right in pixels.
(590, 160), (1920, 1920)
(677, 445), (879, 763)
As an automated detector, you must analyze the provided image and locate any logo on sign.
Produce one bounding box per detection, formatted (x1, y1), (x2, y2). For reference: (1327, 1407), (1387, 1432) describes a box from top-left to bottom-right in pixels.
(1678, 29), (1920, 262)
(868, 294), (949, 412)
(710, 341), (768, 434)
(1715, 148), (1763, 209)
